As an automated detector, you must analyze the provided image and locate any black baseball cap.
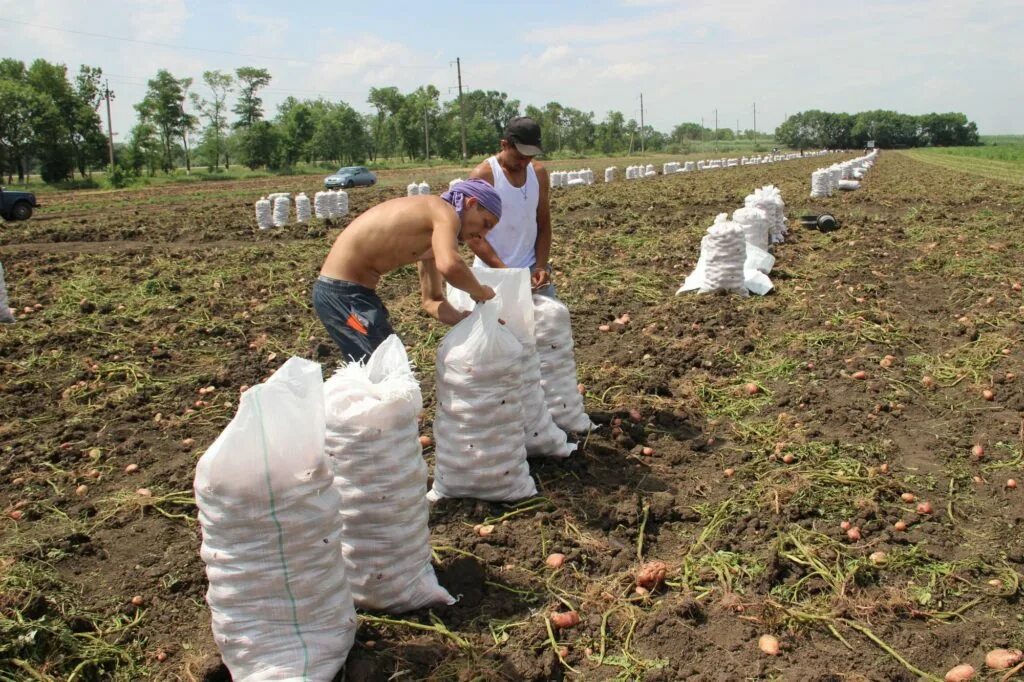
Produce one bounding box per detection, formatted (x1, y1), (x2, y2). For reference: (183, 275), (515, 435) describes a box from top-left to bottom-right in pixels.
(503, 117), (544, 156)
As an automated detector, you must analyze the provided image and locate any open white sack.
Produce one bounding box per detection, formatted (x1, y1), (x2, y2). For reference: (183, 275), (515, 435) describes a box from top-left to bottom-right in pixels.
(324, 336), (455, 613)
(532, 295), (595, 434)
(429, 301), (536, 502)
(195, 357), (356, 682)
(447, 269), (573, 458)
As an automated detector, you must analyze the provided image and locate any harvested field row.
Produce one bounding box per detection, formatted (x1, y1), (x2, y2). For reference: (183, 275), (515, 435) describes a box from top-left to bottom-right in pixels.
(2, 152), (1023, 681)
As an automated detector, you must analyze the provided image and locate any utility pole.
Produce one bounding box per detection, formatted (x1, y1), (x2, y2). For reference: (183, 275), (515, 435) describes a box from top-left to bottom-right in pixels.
(104, 79), (115, 168)
(714, 108), (718, 152)
(753, 102), (757, 148)
(456, 57), (467, 162)
(424, 106), (430, 162)
(638, 91), (647, 151)
(700, 116), (704, 147)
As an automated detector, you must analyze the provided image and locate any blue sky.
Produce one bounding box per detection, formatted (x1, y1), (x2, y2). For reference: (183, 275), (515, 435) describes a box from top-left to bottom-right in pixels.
(4, 0), (1022, 140)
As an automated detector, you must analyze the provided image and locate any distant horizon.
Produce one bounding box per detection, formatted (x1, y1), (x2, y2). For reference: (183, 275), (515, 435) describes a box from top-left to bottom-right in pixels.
(4, 0), (1022, 138)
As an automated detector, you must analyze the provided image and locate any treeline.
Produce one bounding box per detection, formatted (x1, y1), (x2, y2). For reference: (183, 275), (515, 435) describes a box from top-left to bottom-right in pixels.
(775, 110), (979, 149)
(5, 58), (980, 185)
(2, 59), (770, 185)
(0, 59), (108, 182)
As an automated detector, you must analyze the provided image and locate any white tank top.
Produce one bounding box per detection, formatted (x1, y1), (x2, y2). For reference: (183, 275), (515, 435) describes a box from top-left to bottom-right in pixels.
(473, 155), (539, 270)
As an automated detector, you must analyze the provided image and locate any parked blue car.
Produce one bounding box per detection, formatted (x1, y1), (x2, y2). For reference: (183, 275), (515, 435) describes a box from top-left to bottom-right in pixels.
(0, 187), (39, 220)
(324, 166), (376, 189)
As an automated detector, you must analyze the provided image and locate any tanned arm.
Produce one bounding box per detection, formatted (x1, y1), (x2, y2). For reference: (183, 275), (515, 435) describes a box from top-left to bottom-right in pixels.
(418, 203), (494, 324)
(417, 259), (467, 325)
(532, 162), (552, 288)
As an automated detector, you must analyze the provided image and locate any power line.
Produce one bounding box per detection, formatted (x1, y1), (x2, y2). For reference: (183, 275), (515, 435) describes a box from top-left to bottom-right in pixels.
(2, 18), (443, 71)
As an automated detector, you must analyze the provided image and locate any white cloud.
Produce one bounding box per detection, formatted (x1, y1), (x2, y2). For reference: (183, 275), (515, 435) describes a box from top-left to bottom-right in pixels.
(129, 0), (189, 42)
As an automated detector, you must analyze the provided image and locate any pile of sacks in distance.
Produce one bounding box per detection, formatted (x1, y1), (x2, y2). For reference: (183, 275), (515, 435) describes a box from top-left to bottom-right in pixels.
(195, 267), (593, 681)
(677, 185), (787, 297)
(626, 164), (657, 179)
(550, 169), (595, 187)
(255, 191), (340, 229)
(810, 149), (878, 197)
(606, 151), (836, 182)
(406, 181), (432, 196)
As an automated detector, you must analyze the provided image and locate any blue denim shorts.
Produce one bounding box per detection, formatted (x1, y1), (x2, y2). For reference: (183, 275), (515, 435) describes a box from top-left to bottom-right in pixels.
(312, 275), (396, 363)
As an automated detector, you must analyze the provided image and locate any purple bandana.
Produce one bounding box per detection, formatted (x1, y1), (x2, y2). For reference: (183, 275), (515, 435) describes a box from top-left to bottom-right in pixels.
(440, 179), (502, 222)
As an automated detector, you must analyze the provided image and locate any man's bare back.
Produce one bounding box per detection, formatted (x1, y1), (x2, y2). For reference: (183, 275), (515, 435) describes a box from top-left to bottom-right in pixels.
(321, 195), (458, 289)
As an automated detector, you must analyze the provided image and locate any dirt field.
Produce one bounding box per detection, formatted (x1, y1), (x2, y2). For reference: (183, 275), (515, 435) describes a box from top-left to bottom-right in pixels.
(2, 151), (1023, 681)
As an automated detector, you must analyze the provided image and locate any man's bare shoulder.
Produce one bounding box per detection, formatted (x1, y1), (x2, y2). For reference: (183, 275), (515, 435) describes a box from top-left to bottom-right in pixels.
(468, 159), (494, 183)
(531, 160), (549, 180)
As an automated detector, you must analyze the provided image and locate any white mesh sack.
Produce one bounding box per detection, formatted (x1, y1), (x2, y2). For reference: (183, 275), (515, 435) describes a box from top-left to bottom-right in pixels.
(336, 190), (349, 218)
(272, 196), (290, 227)
(446, 269), (574, 459)
(810, 170), (831, 198)
(324, 336), (455, 613)
(533, 294), (595, 434)
(0, 262), (14, 323)
(428, 302), (536, 502)
(746, 186), (787, 245)
(327, 190), (341, 219)
(449, 177), (463, 190)
(314, 191), (329, 220)
(732, 206), (771, 253)
(417, 182), (430, 195)
(195, 357), (356, 682)
(255, 197), (272, 230)
(295, 193), (311, 224)
(407, 182), (419, 197)
(604, 167), (616, 183)
(676, 214), (748, 296)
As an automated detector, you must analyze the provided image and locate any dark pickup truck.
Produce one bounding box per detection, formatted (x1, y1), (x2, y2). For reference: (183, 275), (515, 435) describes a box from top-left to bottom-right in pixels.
(0, 187), (39, 220)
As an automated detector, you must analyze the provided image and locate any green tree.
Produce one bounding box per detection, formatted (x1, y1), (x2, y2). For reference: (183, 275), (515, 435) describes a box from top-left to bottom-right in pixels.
(671, 122), (707, 142)
(596, 110), (626, 154)
(276, 97), (315, 167)
(367, 86), (404, 161)
(71, 66), (109, 177)
(123, 122), (161, 176)
(25, 59), (83, 181)
(135, 70), (191, 172)
(190, 70), (233, 170)
(0, 79), (52, 181)
(396, 85), (440, 160)
(232, 67), (272, 129)
(308, 100), (368, 165)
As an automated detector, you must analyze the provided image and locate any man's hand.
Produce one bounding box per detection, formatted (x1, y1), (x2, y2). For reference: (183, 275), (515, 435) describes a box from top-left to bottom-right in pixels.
(531, 267), (551, 290)
(437, 303), (472, 326)
(472, 284), (496, 303)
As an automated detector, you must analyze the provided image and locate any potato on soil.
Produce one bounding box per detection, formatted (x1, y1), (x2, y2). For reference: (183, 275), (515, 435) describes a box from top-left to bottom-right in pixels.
(549, 611), (580, 629)
(636, 560), (668, 589)
(758, 634), (780, 655)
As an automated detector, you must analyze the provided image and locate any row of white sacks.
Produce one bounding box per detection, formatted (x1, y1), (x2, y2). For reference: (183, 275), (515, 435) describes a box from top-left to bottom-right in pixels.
(196, 268), (593, 680)
(255, 191), (349, 229)
(550, 169), (595, 187)
(406, 181), (432, 196)
(810, 149), (878, 197)
(617, 151), (835, 182)
(677, 185), (787, 297)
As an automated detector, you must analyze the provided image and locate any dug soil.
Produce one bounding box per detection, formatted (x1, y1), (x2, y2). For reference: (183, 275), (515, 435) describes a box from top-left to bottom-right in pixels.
(2, 152), (1023, 681)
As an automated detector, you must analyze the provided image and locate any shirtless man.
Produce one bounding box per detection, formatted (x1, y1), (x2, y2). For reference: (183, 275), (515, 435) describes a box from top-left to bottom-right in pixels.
(467, 117), (555, 296)
(313, 179), (501, 362)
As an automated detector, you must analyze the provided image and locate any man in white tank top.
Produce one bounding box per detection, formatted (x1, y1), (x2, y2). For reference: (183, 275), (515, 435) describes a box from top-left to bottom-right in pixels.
(468, 117), (555, 297)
